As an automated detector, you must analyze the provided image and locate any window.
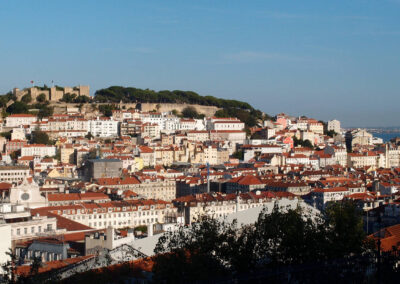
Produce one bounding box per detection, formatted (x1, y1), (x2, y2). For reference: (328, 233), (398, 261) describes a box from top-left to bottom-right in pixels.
(17, 229), (20, 235)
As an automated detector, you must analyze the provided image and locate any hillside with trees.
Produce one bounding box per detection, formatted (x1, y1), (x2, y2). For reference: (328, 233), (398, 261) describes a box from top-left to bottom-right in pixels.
(0, 91), (54, 119)
(94, 86), (270, 127)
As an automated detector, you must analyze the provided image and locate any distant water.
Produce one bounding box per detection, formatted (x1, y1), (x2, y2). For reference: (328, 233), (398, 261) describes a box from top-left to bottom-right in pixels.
(373, 132), (400, 142)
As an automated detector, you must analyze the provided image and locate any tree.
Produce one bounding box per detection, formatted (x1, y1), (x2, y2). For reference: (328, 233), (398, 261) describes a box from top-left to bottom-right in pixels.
(152, 201), (374, 283)
(21, 93), (32, 104)
(326, 130), (337, 138)
(54, 148), (61, 161)
(88, 148), (98, 159)
(6, 101), (29, 114)
(36, 93), (47, 103)
(74, 95), (90, 103)
(31, 130), (50, 145)
(0, 131), (11, 140)
(231, 150), (244, 160)
(37, 106), (53, 119)
(85, 132), (94, 140)
(293, 137), (314, 148)
(29, 256), (43, 278)
(1, 248), (17, 283)
(10, 150), (20, 161)
(60, 93), (77, 103)
(324, 201), (370, 257)
(181, 106), (200, 119)
(98, 104), (115, 117)
(153, 215), (236, 283)
(250, 132), (264, 139)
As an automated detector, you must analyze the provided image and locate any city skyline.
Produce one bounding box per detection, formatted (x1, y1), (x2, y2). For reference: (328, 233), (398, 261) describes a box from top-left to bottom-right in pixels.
(1, 0), (400, 127)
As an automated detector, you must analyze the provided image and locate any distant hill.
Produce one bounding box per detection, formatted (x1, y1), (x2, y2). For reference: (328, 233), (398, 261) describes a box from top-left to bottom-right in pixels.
(95, 86), (270, 127)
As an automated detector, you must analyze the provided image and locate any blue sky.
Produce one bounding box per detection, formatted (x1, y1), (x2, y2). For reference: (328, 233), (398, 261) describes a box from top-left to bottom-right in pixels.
(0, 0), (399, 127)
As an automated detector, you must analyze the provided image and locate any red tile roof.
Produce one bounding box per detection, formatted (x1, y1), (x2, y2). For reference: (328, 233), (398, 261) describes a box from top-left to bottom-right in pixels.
(15, 255), (94, 276)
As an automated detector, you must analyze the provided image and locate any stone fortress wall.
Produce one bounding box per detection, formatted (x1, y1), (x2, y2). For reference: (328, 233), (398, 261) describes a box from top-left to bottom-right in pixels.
(140, 103), (220, 117)
(51, 102), (221, 118)
(13, 85), (90, 102)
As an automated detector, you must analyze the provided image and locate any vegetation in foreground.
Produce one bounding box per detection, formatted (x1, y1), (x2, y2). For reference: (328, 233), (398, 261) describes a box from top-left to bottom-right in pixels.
(18, 200), (400, 284)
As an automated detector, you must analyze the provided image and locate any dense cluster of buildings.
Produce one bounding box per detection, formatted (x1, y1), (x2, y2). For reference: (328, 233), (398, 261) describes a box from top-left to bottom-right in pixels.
(1, 105), (400, 280)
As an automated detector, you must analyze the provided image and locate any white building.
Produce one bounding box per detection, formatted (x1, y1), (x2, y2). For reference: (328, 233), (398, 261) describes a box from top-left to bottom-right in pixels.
(324, 146), (348, 167)
(300, 131), (315, 145)
(6, 114), (37, 128)
(212, 120), (245, 131)
(309, 187), (350, 210)
(347, 152), (378, 168)
(141, 123), (161, 139)
(9, 178), (46, 208)
(327, 119), (341, 134)
(11, 127), (26, 141)
(308, 122), (324, 135)
(0, 224), (11, 271)
(0, 203), (58, 242)
(21, 144), (56, 158)
(88, 117), (119, 137)
(32, 200), (177, 230)
(242, 145), (284, 162)
(179, 119), (198, 131)
(0, 166), (30, 183)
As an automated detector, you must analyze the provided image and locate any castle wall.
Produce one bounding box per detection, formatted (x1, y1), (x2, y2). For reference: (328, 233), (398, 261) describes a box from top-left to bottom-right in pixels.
(140, 103), (220, 117)
(13, 86), (90, 102)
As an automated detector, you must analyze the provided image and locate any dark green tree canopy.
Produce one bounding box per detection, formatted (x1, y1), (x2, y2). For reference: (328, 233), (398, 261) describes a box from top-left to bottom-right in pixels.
(38, 106), (53, 119)
(31, 130), (51, 145)
(21, 93), (32, 104)
(6, 101), (29, 114)
(98, 104), (116, 117)
(36, 93), (47, 103)
(152, 201), (375, 283)
(181, 106), (204, 119)
(94, 86), (269, 127)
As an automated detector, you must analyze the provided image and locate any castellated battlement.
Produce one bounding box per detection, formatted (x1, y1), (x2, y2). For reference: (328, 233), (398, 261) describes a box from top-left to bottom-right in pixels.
(13, 85), (90, 102)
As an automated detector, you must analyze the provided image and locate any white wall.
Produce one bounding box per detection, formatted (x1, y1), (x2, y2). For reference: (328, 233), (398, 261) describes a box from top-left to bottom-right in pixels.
(0, 224), (11, 272)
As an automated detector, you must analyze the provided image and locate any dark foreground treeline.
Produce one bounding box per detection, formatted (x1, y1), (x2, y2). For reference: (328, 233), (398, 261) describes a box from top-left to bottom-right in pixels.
(4, 201), (400, 284)
(150, 201), (388, 283)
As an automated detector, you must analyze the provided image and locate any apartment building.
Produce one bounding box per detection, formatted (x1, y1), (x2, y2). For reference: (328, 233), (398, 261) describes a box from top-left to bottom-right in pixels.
(31, 200), (177, 230)
(327, 119), (341, 134)
(6, 114), (37, 128)
(88, 117), (119, 137)
(141, 123), (160, 139)
(97, 176), (177, 201)
(21, 144), (56, 158)
(308, 187), (350, 210)
(174, 191), (297, 224)
(347, 152), (378, 168)
(0, 166), (30, 183)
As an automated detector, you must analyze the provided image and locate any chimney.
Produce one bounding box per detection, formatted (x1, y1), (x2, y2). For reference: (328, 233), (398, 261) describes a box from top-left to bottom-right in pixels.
(106, 226), (115, 249)
(147, 224), (153, 237)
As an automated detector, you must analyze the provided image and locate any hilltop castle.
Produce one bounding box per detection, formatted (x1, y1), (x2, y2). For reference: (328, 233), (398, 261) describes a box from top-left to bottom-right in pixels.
(13, 85), (90, 102)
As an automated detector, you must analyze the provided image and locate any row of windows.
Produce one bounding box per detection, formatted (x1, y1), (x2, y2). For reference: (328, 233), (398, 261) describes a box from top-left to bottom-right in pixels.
(12, 224), (53, 236)
(70, 210), (164, 221)
(88, 217), (158, 228)
(0, 172), (27, 176)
